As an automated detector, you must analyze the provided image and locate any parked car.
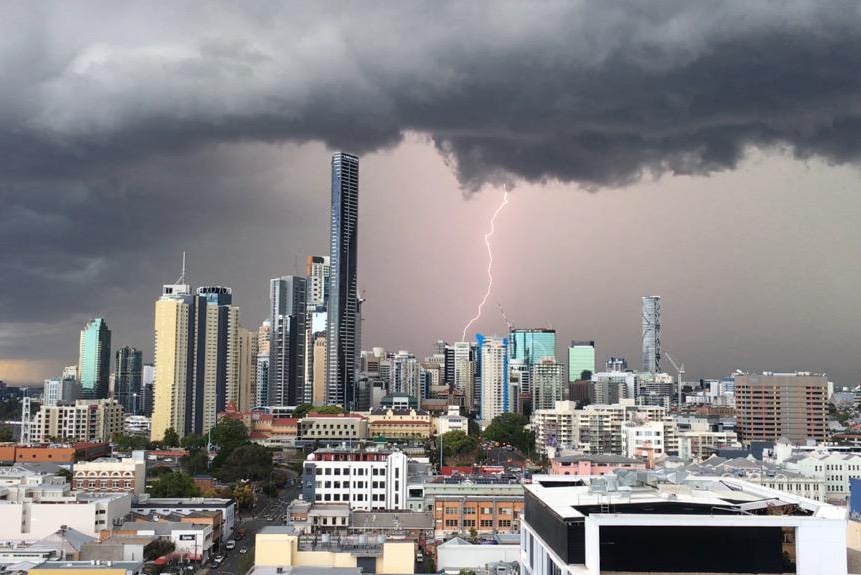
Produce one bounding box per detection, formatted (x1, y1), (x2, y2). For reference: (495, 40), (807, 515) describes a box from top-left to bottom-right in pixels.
(239, 548), (248, 555)
(225, 540), (236, 550)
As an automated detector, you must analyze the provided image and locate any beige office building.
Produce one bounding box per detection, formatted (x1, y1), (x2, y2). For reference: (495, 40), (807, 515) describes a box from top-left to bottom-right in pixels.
(238, 327), (259, 413)
(735, 372), (828, 444)
(151, 283), (193, 441)
(32, 399), (124, 444)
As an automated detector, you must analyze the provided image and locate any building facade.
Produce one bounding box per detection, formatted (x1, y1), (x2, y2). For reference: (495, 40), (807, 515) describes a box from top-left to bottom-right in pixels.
(478, 334), (508, 424)
(531, 359), (564, 411)
(302, 447), (409, 510)
(567, 341), (596, 382)
(641, 295), (661, 373)
(269, 276), (308, 406)
(114, 347), (143, 416)
(73, 452), (146, 495)
(327, 152), (361, 409)
(198, 286), (241, 434)
(32, 400), (123, 444)
(79, 319), (112, 400)
(735, 373), (829, 444)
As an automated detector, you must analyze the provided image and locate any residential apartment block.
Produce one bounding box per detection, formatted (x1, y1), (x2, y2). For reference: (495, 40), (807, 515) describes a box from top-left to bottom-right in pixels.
(735, 372), (828, 444)
(32, 400), (123, 444)
(301, 447), (409, 510)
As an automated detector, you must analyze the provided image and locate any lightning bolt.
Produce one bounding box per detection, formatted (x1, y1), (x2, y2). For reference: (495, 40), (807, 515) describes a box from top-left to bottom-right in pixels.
(461, 190), (510, 341)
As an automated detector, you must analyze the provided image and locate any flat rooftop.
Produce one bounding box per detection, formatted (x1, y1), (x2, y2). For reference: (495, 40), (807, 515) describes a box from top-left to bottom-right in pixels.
(527, 473), (846, 521)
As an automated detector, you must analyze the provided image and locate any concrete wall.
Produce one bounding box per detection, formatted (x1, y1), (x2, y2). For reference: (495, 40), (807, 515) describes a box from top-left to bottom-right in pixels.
(374, 542), (414, 575)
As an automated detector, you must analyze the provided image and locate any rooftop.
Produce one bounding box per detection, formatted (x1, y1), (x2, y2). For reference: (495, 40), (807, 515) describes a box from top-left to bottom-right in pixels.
(527, 473), (845, 521)
(31, 561), (143, 571)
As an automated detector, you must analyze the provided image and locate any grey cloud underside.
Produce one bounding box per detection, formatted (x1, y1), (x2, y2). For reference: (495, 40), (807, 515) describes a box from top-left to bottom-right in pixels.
(3, 0), (861, 368)
(2, 2), (861, 188)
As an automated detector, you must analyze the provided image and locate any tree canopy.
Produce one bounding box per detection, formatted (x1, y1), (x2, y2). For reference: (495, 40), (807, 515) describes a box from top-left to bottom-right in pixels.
(148, 471), (201, 498)
(292, 404), (314, 419)
(162, 428), (180, 448)
(215, 443), (273, 483)
(482, 413), (534, 453)
(441, 430), (479, 457)
(113, 433), (148, 452)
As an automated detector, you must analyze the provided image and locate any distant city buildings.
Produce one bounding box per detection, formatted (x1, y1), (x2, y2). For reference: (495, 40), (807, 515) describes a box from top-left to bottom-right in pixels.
(531, 358), (563, 411)
(78, 318), (111, 400)
(327, 152), (361, 409)
(306, 255), (330, 306)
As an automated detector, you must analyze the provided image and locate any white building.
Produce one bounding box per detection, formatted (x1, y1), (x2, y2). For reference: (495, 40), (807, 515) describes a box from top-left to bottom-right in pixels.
(521, 473), (847, 575)
(0, 493), (131, 542)
(436, 406), (468, 435)
(591, 371), (636, 404)
(622, 421), (665, 458)
(786, 452), (861, 499)
(32, 400), (123, 444)
(390, 351), (420, 398)
(479, 336), (508, 424)
(0, 465), (71, 502)
(302, 446), (409, 511)
(73, 451), (147, 495)
(120, 520), (213, 561)
(131, 497), (236, 541)
(123, 415), (151, 437)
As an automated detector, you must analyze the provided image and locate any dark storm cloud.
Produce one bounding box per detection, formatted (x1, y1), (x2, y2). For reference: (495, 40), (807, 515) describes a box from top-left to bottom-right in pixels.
(3, 0), (861, 375)
(2, 1), (861, 188)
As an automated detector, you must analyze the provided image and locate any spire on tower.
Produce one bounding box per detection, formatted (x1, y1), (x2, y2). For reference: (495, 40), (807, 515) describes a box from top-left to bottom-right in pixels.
(177, 251), (187, 284)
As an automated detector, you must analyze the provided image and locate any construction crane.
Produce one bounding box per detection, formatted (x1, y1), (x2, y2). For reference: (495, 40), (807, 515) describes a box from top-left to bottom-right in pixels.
(664, 352), (685, 409)
(496, 302), (514, 331)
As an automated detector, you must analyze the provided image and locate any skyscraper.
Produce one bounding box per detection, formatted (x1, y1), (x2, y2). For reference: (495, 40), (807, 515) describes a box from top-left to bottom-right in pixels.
(327, 152), (360, 408)
(477, 334), (509, 423)
(256, 320), (271, 408)
(641, 296), (661, 373)
(568, 340), (596, 382)
(390, 351), (420, 398)
(509, 328), (556, 398)
(198, 286), (240, 433)
(238, 327), (258, 413)
(78, 318), (111, 399)
(307, 256), (331, 306)
(452, 341), (476, 411)
(269, 276), (308, 406)
(735, 373), (828, 444)
(151, 279), (206, 440)
(115, 346), (143, 415)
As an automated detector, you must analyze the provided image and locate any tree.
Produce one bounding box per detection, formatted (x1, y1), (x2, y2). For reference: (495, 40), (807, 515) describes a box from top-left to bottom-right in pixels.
(292, 404), (314, 419)
(215, 443), (273, 483)
(181, 449), (210, 475)
(181, 433), (207, 450)
(162, 428), (180, 448)
(210, 418), (248, 453)
(148, 471), (201, 498)
(232, 483), (254, 509)
(114, 433), (148, 452)
(467, 418), (481, 437)
(579, 370), (592, 381)
(482, 413), (534, 453)
(148, 465), (173, 478)
(313, 405), (343, 415)
(0, 425), (13, 443)
(145, 539), (175, 561)
(441, 430), (478, 457)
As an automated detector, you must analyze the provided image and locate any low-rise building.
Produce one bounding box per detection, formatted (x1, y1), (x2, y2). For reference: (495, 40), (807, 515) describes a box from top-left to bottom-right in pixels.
(678, 429), (739, 462)
(367, 408), (432, 441)
(786, 451), (861, 500)
(302, 446), (408, 510)
(73, 452), (146, 495)
(550, 453), (646, 476)
(435, 406), (468, 435)
(29, 560), (144, 575)
(0, 493), (131, 542)
(130, 497), (235, 542)
(522, 472), (847, 575)
(116, 521), (212, 562)
(416, 477), (524, 538)
(122, 416), (150, 437)
(253, 526), (415, 575)
(299, 413), (369, 441)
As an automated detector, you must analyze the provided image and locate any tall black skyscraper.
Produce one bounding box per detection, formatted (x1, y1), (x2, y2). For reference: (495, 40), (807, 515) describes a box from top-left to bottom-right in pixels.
(326, 152), (360, 408)
(115, 346), (143, 414)
(269, 276), (308, 406)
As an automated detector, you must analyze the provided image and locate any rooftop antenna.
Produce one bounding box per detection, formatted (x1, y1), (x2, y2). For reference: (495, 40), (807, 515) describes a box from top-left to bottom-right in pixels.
(177, 251), (187, 284)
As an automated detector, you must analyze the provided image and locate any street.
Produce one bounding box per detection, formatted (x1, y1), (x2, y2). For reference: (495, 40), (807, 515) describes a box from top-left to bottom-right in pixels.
(210, 482), (302, 575)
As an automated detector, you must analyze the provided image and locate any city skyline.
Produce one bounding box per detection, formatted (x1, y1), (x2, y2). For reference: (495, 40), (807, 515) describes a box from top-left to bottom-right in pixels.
(3, 3), (861, 388)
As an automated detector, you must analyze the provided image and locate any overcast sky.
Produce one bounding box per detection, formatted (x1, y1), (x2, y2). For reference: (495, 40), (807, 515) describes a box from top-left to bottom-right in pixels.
(2, 1), (861, 387)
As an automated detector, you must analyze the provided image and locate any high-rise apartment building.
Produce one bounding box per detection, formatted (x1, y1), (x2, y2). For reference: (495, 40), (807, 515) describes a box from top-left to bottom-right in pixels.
(735, 373), (828, 444)
(452, 341), (476, 411)
(605, 356), (627, 372)
(256, 320), (271, 408)
(327, 152), (360, 408)
(312, 333), (327, 405)
(151, 280), (206, 441)
(307, 255), (331, 307)
(238, 327), (258, 413)
(198, 286), (241, 433)
(390, 351), (420, 398)
(32, 399), (124, 443)
(141, 364), (154, 416)
(568, 340), (596, 382)
(115, 347), (143, 415)
(509, 328), (556, 364)
(269, 276), (308, 406)
(532, 358), (564, 411)
(641, 295), (661, 373)
(78, 318), (111, 399)
(477, 334), (508, 423)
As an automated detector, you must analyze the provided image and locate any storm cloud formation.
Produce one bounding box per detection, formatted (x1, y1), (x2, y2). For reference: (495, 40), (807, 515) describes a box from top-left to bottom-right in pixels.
(3, 1), (861, 382)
